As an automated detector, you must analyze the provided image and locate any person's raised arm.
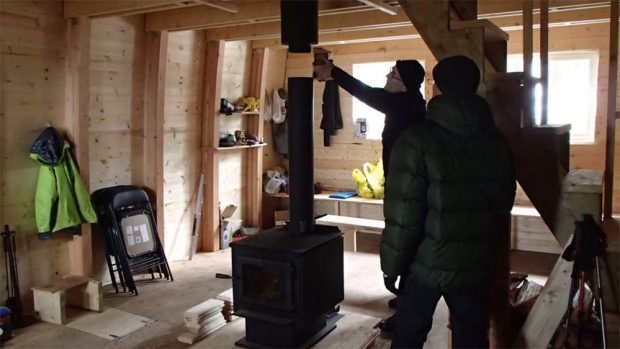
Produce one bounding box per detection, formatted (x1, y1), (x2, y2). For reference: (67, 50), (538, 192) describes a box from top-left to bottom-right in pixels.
(313, 58), (393, 113)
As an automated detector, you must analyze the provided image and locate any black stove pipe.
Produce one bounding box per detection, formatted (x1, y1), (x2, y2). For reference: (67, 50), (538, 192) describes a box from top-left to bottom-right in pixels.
(287, 78), (315, 236)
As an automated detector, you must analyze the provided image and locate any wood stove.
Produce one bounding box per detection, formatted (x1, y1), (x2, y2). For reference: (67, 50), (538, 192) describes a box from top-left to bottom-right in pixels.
(231, 4), (344, 344)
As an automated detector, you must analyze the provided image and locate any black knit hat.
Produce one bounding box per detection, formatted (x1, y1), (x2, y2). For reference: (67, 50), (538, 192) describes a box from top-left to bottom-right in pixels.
(432, 55), (480, 97)
(395, 60), (425, 91)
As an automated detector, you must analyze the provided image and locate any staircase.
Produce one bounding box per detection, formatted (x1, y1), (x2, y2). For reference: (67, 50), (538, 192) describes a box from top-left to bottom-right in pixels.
(397, 0), (609, 346)
(398, 0), (577, 245)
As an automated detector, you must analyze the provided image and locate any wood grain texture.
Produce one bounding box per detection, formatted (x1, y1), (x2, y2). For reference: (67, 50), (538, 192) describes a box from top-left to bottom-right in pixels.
(162, 30), (204, 260)
(201, 40), (224, 252)
(1, 0), (73, 307)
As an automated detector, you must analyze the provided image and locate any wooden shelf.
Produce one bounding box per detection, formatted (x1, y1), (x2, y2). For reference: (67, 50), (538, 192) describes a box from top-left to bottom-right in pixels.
(220, 111), (260, 116)
(216, 143), (267, 151)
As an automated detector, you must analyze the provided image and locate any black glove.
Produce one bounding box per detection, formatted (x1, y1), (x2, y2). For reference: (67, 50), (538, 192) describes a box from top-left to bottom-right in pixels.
(383, 274), (399, 295)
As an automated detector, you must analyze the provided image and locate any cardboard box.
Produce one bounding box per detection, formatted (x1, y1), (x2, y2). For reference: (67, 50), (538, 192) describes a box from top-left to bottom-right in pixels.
(220, 205), (242, 249)
(274, 210), (289, 226)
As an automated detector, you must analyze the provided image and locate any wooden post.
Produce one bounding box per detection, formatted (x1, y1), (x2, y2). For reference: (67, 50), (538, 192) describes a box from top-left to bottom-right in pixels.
(144, 31), (168, 243)
(540, 0), (549, 125)
(522, 0), (535, 127)
(604, 0), (619, 218)
(245, 48), (269, 228)
(65, 17), (93, 277)
(201, 40), (225, 251)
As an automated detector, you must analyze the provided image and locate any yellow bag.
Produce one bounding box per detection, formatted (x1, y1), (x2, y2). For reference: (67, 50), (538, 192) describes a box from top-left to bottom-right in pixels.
(352, 159), (385, 199)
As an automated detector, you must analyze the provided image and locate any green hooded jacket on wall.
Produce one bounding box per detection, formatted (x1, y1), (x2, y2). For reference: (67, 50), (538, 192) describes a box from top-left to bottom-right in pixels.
(30, 127), (97, 239)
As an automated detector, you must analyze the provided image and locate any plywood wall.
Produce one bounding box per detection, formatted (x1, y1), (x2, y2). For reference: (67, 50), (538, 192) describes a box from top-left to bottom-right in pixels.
(218, 41), (252, 222)
(286, 23), (619, 212)
(162, 31), (204, 260)
(89, 16), (146, 191)
(0, 0), (73, 304)
(89, 15), (146, 279)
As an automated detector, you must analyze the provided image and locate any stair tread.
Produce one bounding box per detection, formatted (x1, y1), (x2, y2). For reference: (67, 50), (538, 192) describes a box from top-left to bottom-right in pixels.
(450, 19), (509, 41)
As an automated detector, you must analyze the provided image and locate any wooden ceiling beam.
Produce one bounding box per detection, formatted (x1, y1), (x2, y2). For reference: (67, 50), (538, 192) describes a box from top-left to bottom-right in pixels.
(146, 0), (608, 32)
(215, 4), (610, 44)
(195, 0), (238, 14)
(206, 8), (410, 41)
(357, 0), (397, 15)
(64, 0), (196, 18)
(147, 0), (384, 31)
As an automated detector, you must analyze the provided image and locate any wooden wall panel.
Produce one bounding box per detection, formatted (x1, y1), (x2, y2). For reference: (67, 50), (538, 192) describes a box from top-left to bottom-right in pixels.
(217, 41), (252, 223)
(0, 0), (72, 306)
(162, 30), (204, 260)
(89, 15), (146, 280)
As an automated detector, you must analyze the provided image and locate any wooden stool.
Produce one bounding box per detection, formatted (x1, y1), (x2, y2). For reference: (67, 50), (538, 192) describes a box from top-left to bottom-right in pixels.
(32, 275), (102, 325)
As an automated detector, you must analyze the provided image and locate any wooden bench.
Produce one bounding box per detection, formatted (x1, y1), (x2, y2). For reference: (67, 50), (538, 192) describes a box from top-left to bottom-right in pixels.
(315, 206), (560, 254)
(32, 275), (103, 325)
(316, 215), (384, 252)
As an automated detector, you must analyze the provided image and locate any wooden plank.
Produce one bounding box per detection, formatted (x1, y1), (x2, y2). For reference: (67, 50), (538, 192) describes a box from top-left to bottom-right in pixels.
(540, 0), (549, 125)
(64, 0), (186, 18)
(65, 17), (93, 277)
(245, 48), (268, 228)
(316, 214), (384, 231)
(513, 242), (574, 348)
(604, 0), (619, 218)
(144, 31), (169, 244)
(146, 0), (368, 32)
(522, 0), (535, 127)
(357, 0), (397, 15)
(196, 0), (238, 14)
(64, 279), (103, 312)
(201, 40), (225, 252)
(190, 312), (380, 349)
(32, 288), (65, 325)
(146, 0), (610, 32)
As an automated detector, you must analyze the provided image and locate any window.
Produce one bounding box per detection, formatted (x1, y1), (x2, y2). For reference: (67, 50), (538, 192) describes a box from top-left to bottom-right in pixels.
(507, 51), (598, 144)
(352, 61), (425, 140)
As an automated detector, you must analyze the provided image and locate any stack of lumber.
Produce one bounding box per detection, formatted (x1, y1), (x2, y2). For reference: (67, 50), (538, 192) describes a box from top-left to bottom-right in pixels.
(216, 288), (237, 322)
(177, 299), (226, 344)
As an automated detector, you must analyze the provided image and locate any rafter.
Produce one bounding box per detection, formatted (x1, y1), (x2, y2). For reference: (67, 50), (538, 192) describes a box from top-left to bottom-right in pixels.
(147, 0), (385, 31)
(195, 0), (238, 14)
(210, 4), (610, 45)
(358, 0), (397, 15)
(146, 0), (609, 32)
(64, 0), (199, 18)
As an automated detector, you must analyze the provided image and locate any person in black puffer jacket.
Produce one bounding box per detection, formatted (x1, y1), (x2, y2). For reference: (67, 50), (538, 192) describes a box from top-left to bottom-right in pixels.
(381, 56), (516, 348)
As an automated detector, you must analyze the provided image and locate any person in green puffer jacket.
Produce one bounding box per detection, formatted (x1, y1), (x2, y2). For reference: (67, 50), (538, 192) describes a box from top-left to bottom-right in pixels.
(381, 56), (516, 349)
(30, 127), (97, 240)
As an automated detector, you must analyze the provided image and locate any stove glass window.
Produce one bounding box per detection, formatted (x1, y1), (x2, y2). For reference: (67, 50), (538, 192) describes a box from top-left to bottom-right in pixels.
(243, 264), (285, 303)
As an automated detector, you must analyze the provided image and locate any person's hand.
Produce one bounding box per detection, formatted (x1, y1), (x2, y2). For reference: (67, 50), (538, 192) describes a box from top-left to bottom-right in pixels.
(383, 273), (399, 295)
(313, 58), (334, 81)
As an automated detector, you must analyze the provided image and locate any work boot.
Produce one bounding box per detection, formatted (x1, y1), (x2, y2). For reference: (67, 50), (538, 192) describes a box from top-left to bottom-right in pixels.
(387, 297), (398, 309)
(378, 314), (396, 332)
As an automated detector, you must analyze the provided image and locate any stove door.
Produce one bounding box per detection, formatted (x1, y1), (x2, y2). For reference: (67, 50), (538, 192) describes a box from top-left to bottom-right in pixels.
(236, 256), (295, 311)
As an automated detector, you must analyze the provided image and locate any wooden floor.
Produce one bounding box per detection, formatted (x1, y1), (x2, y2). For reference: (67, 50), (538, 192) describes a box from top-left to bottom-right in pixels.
(8, 229), (618, 348)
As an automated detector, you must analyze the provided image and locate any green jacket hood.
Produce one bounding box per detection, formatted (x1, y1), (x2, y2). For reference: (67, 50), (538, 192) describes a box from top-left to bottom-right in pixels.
(30, 126), (68, 166)
(426, 94), (495, 138)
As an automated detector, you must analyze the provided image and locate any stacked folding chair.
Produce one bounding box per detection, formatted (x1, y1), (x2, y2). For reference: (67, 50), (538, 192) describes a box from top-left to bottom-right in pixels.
(92, 185), (173, 295)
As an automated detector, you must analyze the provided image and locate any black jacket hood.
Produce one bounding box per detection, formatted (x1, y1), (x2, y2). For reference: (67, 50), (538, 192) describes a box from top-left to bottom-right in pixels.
(30, 127), (66, 165)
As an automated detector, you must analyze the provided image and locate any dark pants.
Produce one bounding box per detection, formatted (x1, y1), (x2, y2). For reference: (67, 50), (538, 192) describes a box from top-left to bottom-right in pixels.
(391, 276), (490, 349)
